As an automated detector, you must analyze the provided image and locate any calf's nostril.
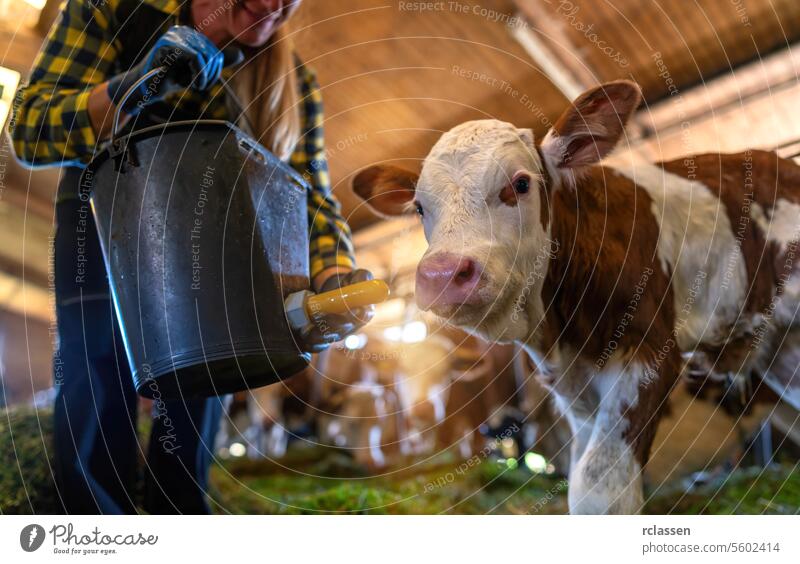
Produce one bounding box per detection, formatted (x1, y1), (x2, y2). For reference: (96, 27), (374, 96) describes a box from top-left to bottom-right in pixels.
(415, 253), (484, 310)
(455, 260), (475, 283)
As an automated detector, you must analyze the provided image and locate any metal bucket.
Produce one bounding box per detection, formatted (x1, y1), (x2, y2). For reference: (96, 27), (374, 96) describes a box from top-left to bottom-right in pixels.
(82, 119), (311, 400)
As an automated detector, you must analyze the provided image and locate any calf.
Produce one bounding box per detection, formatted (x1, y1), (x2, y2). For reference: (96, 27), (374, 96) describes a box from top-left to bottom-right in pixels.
(352, 81), (800, 513)
(236, 367), (319, 458)
(318, 343), (408, 468)
(437, 337), (525, 458)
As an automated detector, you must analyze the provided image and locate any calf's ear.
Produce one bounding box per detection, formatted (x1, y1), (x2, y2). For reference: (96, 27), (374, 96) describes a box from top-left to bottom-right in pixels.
(352, 164), (419, 216)
(540, 80), (642, 170)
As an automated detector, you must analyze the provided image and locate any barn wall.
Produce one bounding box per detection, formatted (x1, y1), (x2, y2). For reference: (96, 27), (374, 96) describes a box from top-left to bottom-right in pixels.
(621, 82), (800, 163)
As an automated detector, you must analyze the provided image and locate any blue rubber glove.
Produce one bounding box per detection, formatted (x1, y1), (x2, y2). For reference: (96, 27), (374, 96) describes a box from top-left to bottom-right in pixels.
(107, 25), (228, 116)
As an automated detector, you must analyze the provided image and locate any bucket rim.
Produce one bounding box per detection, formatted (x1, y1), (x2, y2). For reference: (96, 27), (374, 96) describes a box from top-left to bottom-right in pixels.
(81, 119), (310, 194)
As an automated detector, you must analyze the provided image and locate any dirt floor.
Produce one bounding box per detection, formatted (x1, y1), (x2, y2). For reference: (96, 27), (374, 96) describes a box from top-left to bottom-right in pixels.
(2, 407), (799, 515)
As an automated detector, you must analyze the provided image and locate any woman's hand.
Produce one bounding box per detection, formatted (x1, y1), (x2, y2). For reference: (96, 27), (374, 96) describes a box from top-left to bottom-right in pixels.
(106, 25), (230, 116)
(298, 269), (377, 353)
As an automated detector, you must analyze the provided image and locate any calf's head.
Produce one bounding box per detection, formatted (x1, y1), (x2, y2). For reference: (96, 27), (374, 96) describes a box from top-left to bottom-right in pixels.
(352, 81), (642, 341)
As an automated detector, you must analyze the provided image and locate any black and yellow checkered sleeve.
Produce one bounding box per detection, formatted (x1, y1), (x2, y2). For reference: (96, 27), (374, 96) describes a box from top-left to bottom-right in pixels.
(10, 0), (117, 167)
(291, 65), (356, 281)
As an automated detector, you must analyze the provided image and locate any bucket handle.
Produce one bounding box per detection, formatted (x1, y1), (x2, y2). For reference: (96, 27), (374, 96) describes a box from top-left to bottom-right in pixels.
(107, 64), (308, 190)
(111, 65), (255, 144)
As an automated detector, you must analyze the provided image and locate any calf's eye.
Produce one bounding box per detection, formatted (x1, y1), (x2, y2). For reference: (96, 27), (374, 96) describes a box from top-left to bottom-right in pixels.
(499, 172), (533, 206)
(415, 202), (424, 217)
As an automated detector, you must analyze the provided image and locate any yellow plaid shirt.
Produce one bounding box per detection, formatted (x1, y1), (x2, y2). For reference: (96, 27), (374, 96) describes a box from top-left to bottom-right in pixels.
(11, 0), (355, 280)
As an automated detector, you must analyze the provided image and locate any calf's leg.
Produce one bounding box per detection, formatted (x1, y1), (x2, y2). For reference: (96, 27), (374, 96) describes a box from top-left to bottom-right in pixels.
(566, 359), (675, 514)
(568, 432), (643, 514)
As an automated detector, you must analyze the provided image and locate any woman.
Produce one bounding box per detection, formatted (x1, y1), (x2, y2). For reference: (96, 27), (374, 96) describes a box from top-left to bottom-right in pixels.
(11, 0), (369, 514)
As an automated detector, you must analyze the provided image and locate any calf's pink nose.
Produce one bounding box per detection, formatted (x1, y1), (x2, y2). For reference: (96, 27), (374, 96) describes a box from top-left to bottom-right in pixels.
(415, 253), (482, 311)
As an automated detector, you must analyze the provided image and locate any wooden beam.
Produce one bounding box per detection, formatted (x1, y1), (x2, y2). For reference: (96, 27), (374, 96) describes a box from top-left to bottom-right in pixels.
(641, 43), (800, 137)
(511, 0), (597, 97)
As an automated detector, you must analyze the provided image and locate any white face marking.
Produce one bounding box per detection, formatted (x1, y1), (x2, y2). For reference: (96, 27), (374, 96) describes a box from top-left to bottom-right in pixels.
(613, 163), (748, 349)
(415, 120), (552, 341)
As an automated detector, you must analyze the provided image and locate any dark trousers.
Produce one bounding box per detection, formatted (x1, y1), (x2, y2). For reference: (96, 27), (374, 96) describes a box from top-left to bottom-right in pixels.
(53, 195), (223, 514)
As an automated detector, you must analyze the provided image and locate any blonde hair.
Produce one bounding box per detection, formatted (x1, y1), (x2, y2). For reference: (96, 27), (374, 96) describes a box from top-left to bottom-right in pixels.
(230, 26), (301, 161)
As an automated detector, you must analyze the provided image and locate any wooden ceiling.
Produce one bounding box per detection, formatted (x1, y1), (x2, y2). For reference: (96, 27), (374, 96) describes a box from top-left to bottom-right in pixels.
(291, 0), (567, 230)
(291, 0), (800, 230)
(515, 0), (800, 101)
